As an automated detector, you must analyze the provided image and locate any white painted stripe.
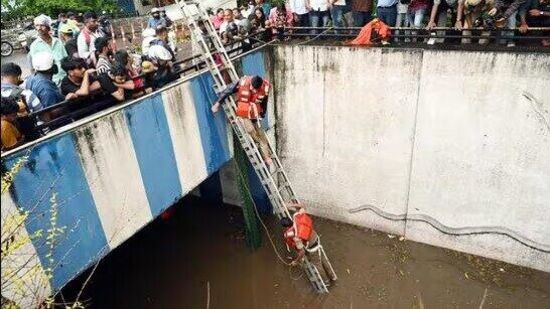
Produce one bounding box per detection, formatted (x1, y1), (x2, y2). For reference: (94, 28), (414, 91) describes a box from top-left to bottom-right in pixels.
(74, 112), (152, 249)
(1, 192), (51, 308)
(162, 82), (209, 195)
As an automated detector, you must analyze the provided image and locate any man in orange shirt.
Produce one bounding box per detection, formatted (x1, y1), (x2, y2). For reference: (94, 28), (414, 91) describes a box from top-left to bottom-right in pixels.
(1, 97), (25, 152)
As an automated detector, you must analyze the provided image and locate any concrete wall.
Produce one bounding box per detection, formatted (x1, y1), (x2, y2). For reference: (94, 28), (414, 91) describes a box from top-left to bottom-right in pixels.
(0, 50), (274, 299)
(0, 70), (233, 295)
(272, 45), (550, 272)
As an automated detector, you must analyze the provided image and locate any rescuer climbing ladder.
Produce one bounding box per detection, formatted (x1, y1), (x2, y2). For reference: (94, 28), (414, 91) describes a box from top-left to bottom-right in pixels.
(178, 1), (336, 293)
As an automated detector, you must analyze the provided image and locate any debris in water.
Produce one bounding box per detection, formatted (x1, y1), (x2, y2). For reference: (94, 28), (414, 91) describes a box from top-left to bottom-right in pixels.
(346, 268), (351, 274)
(465, 272), (470, 280)
(399, 236), (405, 241)
(499, 268), (505, 273)
(387, 234), (396, 239)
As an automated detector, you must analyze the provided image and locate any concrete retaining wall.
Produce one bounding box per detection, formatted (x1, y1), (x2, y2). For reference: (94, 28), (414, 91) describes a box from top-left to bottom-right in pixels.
(1, 69), (233, 295)
(272, 45), (550, 272)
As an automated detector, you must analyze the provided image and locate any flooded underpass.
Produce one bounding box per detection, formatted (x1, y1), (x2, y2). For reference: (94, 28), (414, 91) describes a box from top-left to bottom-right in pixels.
(59, 196), (550, 308)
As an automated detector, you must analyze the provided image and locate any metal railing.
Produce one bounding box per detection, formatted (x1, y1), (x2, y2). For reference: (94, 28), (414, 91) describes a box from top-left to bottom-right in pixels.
(282, 26), (550, 44)
(9, 25), (549, 152)
(23, 30), (271, 135)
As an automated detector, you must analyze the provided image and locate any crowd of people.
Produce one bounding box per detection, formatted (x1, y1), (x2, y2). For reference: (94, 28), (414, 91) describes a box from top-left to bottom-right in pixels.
(2, 1), (548, 152)
(214, 0), (549, 46)
(1, 9), (180, 152)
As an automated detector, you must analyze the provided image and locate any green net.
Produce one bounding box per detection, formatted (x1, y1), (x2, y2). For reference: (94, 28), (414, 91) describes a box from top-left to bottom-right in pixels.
(234, 135), (262, 250)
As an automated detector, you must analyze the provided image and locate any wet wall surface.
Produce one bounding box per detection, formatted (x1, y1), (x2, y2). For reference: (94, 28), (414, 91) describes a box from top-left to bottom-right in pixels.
(60, 197), (550, 308)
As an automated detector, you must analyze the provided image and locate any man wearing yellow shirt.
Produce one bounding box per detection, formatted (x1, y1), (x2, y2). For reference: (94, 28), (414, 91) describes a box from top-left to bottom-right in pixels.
(1, 97), (25, 152)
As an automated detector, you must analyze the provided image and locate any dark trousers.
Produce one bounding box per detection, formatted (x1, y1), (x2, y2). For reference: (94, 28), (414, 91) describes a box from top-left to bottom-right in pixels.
(296, 12), (310, 27)
(352, 11), (372, 27)
(377, 5), (397, 27)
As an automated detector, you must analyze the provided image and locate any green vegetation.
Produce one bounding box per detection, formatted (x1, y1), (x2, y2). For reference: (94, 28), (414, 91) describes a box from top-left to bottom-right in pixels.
(1, 0), (117, 21)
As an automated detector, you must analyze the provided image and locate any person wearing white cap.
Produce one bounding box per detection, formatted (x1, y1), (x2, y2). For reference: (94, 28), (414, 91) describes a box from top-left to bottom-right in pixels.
(28, 14), (68, 86)
(141, 27), (157, 55)
(148, 7), (168, 29)
(25, 51), (69, 109)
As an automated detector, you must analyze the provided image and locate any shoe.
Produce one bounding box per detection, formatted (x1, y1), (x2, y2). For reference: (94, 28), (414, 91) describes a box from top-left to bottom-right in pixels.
(507, 42), (516, 48)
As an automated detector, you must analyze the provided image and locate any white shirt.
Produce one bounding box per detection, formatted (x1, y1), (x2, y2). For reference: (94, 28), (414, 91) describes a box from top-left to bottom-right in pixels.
(77, 29), (104, 59)
(333, 0), (347, 5)
(310, 0), (329, 11)
(289, 0), (309, 14)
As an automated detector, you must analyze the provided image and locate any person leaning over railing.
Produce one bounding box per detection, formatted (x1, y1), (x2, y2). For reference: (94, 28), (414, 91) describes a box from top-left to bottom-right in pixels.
(1, 63), (46, 140)
(95, 63), (126, 103)
(462, 0), (496, 44)
(494, 0), (527, 47)
(60, 57), (101, 108)
(147, 45), (179, 90)
(1, 96), (25, 152)
(267, 3), (294, 40)
(426, 0), (465, 44)
(519, 0), (550, 46)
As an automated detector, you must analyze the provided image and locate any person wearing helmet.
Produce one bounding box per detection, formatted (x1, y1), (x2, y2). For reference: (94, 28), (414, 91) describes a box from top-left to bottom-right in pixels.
(52, 13), (67, 38)
(59, 24), (78, 58)
(211, 75), (273, 166)
(280, 203), (337, 286)
(25, 51), (68, 109)
(29, 14), (68, 86)
(147, 44), (178, 89)
(148, 8), (168, 29)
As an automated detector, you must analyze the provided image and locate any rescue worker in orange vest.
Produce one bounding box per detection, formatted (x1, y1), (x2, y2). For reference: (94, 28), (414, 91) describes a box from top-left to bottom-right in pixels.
(281, 203), (337, 285)
(212, 75), (272, 165)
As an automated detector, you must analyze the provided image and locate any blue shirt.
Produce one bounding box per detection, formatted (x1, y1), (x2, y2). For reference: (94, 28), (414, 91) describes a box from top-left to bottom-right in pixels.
(25, 73), (65, 108)
(148, 17), (168, 29)
(377, 0), (398, 7)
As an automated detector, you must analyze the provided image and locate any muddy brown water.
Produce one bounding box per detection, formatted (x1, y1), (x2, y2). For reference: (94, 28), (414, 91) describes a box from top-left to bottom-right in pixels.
(61, 197), (550, 308)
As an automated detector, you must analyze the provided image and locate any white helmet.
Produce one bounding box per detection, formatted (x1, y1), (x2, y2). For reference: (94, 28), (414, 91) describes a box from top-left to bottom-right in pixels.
(142, 27), (156, 38)
(32, 51), (54, 71)
(148, 44), (172, 61)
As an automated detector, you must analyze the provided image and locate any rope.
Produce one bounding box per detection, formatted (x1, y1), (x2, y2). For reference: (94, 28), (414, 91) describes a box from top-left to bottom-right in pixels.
(234, 150), (295, 267)
(295, 27), (334, 46)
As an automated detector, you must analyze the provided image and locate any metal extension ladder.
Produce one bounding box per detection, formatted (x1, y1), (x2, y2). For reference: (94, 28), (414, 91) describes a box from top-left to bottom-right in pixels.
(178, 0), (336, 294)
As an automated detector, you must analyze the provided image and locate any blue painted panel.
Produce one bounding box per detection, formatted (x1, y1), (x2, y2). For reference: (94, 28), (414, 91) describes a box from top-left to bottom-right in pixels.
(241, 52), (272, 214)
(5, 133), (108, 290)
(124, 94), (183, 216)
(241, 51), (267, 78)
(190, 74), (232, 174)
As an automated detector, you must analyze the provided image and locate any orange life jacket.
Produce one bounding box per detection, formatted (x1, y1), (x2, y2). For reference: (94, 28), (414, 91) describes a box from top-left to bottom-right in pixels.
(235, 76), (270, 119)
(349, 18), (391, 46)
(283, 212), (314, 249)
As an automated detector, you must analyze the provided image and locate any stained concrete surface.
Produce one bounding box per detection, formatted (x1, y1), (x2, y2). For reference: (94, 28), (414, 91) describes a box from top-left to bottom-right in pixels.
(60, 197), (550, 308)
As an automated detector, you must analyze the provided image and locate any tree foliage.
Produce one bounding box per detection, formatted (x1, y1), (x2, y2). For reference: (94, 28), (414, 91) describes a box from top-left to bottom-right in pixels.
(1, 0), (117, 21)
